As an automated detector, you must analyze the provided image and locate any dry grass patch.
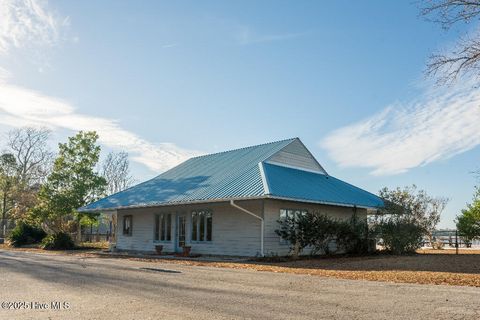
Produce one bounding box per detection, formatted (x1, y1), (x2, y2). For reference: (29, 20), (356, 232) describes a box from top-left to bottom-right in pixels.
(3, 244), (480, 287)
(108, 250), (480, 287)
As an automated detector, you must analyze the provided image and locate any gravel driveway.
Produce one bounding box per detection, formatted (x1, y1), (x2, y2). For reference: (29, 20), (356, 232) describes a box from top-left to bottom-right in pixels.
(0, 250), (479, 320)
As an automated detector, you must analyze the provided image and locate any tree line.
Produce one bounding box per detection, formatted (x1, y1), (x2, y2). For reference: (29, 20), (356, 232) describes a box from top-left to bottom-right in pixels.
(0, 128), (133, 248)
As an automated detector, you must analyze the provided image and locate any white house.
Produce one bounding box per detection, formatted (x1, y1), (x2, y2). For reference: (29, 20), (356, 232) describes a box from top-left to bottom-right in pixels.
(79, 138), (383, 256)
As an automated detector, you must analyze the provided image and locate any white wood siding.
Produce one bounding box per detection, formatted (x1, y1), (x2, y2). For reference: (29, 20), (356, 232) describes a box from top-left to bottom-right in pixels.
(116, 200), (264, 256)
(115, 199), (367, 257)
(266, 139), (326, 174)
(116, 209), (175, 253)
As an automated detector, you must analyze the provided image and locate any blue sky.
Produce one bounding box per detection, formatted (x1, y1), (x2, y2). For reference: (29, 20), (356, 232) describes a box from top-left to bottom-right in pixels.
(0, 0), (479, 228)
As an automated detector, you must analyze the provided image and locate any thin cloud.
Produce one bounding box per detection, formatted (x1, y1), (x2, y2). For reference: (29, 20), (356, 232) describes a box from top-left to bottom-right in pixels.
(0, 81), (199, 172)
(237, 26), (306, 45)
(0, 0), (199, 172)
(0, 0), (63, 54)
(162, 43), (179, 48)
(321, 80), (480, 175)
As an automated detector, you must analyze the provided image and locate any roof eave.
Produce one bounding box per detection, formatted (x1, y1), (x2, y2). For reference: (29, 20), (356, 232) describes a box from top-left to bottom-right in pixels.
(77, 196), (269, 213)
(265, 195), (383, 210)
(79, 194), (383, 213)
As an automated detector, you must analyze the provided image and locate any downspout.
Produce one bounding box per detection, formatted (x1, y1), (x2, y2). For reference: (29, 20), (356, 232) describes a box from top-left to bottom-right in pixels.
(230, 200), (264, 257)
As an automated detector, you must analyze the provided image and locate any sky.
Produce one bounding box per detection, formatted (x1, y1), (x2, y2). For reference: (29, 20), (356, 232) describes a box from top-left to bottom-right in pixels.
(0, 0), (479, 228)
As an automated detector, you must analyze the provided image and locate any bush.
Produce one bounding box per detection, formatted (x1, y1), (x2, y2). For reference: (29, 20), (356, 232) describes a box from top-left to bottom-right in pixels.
(275, 212), (370, 256)
(335, 219), (370, 254)
(7, 222), (46, 247)
(41, 232), (75, 250)
(373, 220), (424, 254)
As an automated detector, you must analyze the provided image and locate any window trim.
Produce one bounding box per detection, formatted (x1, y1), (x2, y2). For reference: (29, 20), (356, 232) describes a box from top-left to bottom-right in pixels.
(123, 215), (133, 236)
(154, 213), (172, 242)
(191, 209), (213, 243)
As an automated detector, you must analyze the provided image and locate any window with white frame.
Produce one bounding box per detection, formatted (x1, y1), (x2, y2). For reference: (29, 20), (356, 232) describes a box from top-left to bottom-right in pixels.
(155, 213), (172, 241)
(123, 215), (132, 236)
(191, 210), (212, 242)
(279, 209), (308, 244)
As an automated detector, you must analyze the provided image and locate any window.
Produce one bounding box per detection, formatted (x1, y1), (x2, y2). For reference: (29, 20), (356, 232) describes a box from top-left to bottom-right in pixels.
(279, 209), (307, 244)
(154, 213), (172, 241)
(191, 210), (212, 242)
(123, 215), (132, 236)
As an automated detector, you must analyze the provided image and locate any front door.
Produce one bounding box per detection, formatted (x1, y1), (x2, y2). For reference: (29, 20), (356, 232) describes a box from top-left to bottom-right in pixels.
(176, 214), (186, 252)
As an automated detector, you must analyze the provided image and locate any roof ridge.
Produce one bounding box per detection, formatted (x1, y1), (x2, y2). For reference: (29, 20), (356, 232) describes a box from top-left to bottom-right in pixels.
(189, 137), (298, 160)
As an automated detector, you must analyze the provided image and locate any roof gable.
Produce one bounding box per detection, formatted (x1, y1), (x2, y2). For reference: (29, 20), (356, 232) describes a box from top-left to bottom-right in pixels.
(266, 138), (327, 174)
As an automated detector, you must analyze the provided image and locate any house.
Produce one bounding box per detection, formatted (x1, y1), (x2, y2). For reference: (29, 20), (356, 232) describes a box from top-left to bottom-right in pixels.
(79, 138), (383, 256)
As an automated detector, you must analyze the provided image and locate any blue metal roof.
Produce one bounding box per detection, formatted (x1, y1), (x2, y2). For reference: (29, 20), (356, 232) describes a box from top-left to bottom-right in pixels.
(79, 138), (296, 212)
(262, 163), (384, 208)
(79, 138), (383, 212)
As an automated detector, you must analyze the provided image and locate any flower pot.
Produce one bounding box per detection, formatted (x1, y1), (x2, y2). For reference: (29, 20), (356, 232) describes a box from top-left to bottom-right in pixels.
(155, 245), (164, 255)
(182, 246), (191, 257)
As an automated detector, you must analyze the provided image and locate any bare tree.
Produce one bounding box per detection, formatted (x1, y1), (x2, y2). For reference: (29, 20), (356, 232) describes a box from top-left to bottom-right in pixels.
(4, 128), (53, 221)
(378, 185), (448, 247)
(101, 151), (134, 195)
(8, 127), (54, 186)
(421, 0), (480, 84)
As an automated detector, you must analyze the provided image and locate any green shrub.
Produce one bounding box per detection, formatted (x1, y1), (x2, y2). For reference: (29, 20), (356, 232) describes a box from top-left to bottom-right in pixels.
(8, 222), (46, 247)
(372, 220), (424, 254)
(275, 212), (370, 256)
(41, 232), (75, 250)
(275, 212), (334, 255)
(335, 218), (369, 254)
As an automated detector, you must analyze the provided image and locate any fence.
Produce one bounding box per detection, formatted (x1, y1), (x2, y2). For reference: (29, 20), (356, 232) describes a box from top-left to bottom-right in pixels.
(70, 232), (113, 243)
(1, 218), (113, 244)
(424, 229), (480, 248)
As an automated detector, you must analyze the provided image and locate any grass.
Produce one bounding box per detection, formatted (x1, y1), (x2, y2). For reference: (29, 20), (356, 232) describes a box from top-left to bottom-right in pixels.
(76, 241), (109, 250)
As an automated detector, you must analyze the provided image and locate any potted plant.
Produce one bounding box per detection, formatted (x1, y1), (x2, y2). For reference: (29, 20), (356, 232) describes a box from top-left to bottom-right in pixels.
(155, 244), (163, 255)
(182, 245), (191, 257)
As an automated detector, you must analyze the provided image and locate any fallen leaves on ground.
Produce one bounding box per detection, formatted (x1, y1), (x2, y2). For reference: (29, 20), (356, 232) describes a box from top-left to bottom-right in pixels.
(2, 244), (480, 287)
(112, 250), (480, 288)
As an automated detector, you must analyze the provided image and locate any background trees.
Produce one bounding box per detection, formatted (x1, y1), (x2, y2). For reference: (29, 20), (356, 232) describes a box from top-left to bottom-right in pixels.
(0, 127), (135, 249)
(456, 187), (480, 245)
(101, 151), (134, 195)
(0, 153), (18, 236)
(6, 128), (53, 221)
(421, 0), (480, 84)
(8, 128), (53, 186)
(375, 185), (448, 248)
(31, 131), (106, 242)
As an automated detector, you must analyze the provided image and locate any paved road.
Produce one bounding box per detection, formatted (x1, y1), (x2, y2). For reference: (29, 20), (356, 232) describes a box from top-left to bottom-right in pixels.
(0, 250), (479, 320)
